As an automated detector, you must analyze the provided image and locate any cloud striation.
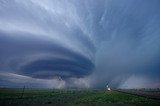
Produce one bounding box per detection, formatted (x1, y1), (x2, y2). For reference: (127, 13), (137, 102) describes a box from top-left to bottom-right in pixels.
(0, 0), (160, 88)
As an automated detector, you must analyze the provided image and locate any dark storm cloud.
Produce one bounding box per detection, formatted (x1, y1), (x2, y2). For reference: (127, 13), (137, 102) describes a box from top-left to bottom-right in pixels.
(0, 30), (94, 79)
(0, 0), (160, 88)
(20, 58), (93, 79)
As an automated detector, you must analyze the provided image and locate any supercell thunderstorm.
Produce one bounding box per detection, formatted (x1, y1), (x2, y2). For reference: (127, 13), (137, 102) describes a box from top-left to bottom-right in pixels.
(0, 0), (160, 88)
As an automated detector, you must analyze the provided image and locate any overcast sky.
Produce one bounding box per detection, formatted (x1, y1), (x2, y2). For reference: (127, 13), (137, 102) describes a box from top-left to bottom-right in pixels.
(0, 0), (160, 88)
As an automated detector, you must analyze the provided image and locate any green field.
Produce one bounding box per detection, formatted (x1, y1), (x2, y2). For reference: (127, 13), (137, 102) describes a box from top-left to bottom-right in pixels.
(0, 88), (160, 106)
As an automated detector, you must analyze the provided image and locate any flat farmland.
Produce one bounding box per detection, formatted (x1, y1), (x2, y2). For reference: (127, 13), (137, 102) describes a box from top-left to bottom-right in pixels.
(0, 88), (160, 106)
(117, 89), (160, 100)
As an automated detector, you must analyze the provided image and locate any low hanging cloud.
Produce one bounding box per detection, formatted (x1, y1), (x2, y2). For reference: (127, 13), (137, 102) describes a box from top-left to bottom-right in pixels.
(0, 0), (160, 88)
(0, 31), (94, 79)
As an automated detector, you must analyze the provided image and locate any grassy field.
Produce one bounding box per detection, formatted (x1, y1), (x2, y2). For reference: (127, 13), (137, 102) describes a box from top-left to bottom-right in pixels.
(0, 88), (160, 106)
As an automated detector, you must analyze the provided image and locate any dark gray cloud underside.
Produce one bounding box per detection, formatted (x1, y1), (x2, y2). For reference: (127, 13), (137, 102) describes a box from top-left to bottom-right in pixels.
(0, 30), (94, 79)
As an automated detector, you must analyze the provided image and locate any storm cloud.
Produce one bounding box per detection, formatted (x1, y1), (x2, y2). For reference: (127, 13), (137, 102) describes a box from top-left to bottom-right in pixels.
(0, 0), (160, 88)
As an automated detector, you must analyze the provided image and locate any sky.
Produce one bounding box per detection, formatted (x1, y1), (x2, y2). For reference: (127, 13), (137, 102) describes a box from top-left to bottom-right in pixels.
(0, 0), (160, 88)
